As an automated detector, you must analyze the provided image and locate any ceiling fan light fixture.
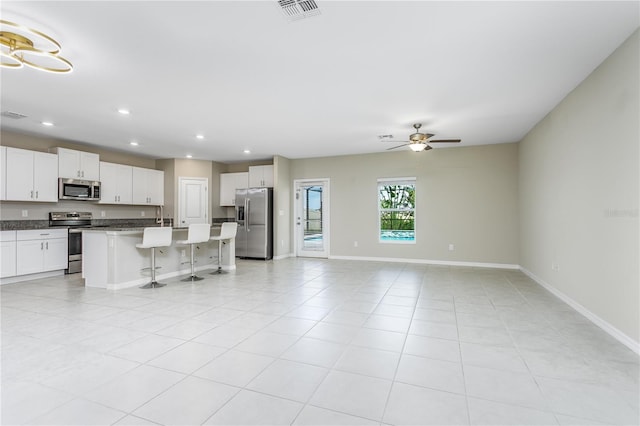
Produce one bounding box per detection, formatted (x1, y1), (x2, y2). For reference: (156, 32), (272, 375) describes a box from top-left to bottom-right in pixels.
(409, 142), (427, 152)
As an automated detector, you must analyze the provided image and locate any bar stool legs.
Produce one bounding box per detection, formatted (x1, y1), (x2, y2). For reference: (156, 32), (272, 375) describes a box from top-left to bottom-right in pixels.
(181, 243), (204, 281)
(140, 247), (166, 289)
(211, 239), (226, 274)
(137, 227), (172, 289)
(209, 222), (237, 275)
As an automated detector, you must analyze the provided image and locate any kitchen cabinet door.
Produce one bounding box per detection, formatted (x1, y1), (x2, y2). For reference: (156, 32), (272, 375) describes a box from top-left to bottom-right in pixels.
(0, 231), (17, 278)
(249, 165), (273, 187)
(0, 146), (6, 201)
(99, 162), (132, 204)
(132, 167), (164, 205)
(147, 169), (164, 205)
(33, 152), (58, 202)
(56, 148), (100, 180)
(16, 229), (68, 276)
(16, 239), (44, 275)
(5, 148), (57, 202)
(220, 172), (248, 206)
(5, 147), (34, 201)
(43, 238), (68, 271)
(80, 151), (100, 180)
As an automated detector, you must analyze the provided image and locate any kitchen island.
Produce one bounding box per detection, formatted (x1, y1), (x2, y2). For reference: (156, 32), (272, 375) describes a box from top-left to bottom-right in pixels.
(82, 226), (235, 289)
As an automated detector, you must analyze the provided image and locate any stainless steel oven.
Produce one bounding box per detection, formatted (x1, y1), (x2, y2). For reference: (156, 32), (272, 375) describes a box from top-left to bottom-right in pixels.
(49, 212), (92, 274)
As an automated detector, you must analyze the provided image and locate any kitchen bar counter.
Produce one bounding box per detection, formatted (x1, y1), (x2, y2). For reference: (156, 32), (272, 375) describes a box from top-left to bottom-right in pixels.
(82, 226), (235, 290)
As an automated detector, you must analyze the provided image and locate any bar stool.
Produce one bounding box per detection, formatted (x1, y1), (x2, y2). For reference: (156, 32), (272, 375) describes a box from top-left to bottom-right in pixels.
(175, 223), (211, 281)
(210, 222), (238, 274)
(136, 227), (172, 289)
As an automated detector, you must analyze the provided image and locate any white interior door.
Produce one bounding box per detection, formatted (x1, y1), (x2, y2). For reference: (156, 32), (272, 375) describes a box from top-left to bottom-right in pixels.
(295, 179), (329, 258)
(178, 177), (209, 226)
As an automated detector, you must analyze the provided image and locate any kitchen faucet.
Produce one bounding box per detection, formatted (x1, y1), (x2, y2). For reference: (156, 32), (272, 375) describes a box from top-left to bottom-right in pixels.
(156, 205), (164, 226)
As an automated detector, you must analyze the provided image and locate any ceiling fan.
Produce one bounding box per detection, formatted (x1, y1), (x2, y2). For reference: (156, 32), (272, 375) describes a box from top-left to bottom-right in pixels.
(385, 124), (461, 152)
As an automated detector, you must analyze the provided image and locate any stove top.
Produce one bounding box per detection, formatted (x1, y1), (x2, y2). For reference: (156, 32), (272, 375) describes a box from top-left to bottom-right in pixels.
(49, 211), (92, 228)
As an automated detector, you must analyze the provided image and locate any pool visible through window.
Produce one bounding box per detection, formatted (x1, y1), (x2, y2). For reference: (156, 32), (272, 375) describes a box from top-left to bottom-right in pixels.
(378, 178), (416, 243)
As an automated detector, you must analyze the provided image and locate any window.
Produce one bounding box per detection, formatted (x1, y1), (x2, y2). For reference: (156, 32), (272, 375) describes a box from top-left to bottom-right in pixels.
(378, 178), (416, 243)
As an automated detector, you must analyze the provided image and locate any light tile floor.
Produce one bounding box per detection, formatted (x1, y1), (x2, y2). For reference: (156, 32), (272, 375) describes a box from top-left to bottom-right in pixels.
(2, 258), (638, 425)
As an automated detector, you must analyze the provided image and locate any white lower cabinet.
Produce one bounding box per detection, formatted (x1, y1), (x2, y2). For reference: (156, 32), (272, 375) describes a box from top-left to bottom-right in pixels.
(0, 231), (17, 278)
(16, 229), (68, 276)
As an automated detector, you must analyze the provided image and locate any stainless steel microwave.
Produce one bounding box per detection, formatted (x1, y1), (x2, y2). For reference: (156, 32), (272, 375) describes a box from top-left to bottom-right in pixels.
(58, 178), (101, 201)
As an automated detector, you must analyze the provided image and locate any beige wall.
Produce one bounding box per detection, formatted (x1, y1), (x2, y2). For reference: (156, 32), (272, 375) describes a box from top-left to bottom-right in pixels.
(0, 131), (156, 168)
(519, 30), (639, 343)
(290, 143), (519, 264)
(274, 155), (292, 257)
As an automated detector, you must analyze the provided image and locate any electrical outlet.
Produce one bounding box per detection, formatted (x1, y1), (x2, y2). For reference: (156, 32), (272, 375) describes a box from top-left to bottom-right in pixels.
(552, 262), (560, 271)
(181, 249), (186, 257)
(354, 241), (358, 247)
(101, 211), (106, 217)
(21, 210), (28, 217)
(448, 244), (455, 251)
(141, 211), (145, 217)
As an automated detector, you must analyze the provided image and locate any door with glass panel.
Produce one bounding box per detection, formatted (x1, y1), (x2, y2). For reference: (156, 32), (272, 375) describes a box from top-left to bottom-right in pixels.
(295, 179), (329, 258)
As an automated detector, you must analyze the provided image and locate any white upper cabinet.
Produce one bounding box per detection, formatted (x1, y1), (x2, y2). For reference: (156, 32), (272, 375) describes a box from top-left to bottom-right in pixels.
(5, 147), (58, 202)
(248, 165), (274, 187)
(99, 162), (133, 204)
(220, 172), (248, 206)
(0, 146), (6, 201)
(132, 167), (164, 205)
(54, 147), (100, 180)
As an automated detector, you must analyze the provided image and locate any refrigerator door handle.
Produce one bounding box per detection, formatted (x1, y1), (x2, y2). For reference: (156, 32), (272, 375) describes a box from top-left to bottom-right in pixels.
(246, 198), (250, 232)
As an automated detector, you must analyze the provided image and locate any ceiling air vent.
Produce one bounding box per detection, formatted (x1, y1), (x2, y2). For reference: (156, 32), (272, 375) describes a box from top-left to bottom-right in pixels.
(1, 111), (28, 119)
(278, 0), (321, 21)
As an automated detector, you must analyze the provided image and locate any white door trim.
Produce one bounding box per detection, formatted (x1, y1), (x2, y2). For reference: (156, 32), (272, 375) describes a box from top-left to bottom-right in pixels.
(293, 178), (330, 258)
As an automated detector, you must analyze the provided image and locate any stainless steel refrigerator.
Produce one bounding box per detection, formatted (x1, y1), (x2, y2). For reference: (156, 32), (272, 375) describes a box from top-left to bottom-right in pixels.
(235, 187), (273, 259)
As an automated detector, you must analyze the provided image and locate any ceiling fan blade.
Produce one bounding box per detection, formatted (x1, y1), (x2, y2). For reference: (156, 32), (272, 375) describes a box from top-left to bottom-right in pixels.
(386, 143), (409, 151)
(426, 145), (433, 150)
(429, 139), (461, 143)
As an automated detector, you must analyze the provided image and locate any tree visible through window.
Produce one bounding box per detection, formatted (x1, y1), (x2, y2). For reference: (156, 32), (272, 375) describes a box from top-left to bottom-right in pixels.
(378, 179), (416, 243)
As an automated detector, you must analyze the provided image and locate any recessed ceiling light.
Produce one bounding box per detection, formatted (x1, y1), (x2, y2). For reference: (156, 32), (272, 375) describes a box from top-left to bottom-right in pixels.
(196, 134), (204, 140)
(118, 108), (130, 115)
(130, 141), (139, 146)
(186, 154), (193, 159)
(243, 149), (251, 154)
(41, 121), (54, 126)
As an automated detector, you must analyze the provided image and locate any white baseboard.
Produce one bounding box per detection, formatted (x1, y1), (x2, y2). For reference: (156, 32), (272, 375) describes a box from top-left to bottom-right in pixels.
(273, 253), (294, 260)
(0, 269), (65, 285)
(520, 267), (640, 355)
(328, 255), (519, 270)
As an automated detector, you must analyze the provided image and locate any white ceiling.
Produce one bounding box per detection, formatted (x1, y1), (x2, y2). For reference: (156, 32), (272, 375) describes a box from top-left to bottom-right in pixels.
(1, 1), (638, 163)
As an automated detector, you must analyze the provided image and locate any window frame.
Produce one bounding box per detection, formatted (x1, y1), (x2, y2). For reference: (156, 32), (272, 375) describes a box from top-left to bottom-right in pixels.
(377, 177), (416, 244)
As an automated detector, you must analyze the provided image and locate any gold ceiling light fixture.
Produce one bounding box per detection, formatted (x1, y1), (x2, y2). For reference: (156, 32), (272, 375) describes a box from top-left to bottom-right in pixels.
(0, 19), (73, 73)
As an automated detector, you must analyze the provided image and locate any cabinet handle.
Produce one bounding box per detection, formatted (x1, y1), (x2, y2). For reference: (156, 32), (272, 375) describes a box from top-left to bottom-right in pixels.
(81, 171), (84, 177)
(46, 242), (48, 250)
(77, 170), (80, 177)
(30, 190), (34, 199)
(35, 191), (38, 199)
(41, 242), (43, 250)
